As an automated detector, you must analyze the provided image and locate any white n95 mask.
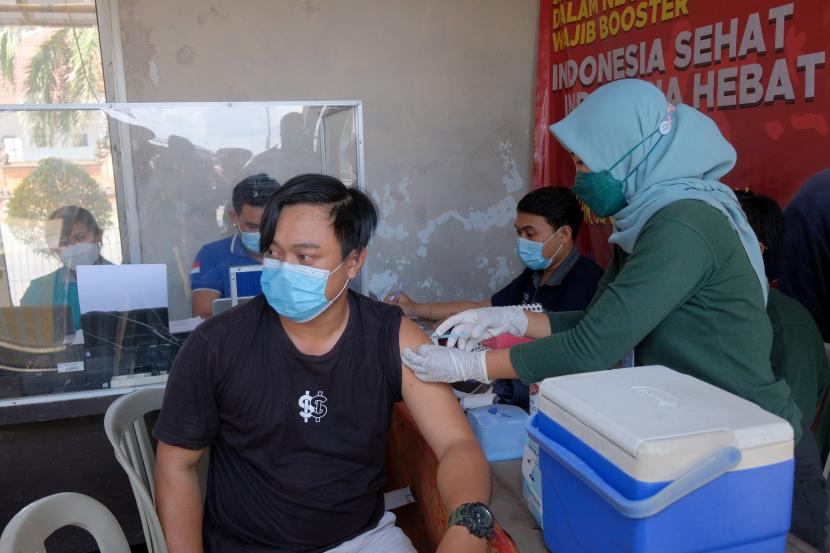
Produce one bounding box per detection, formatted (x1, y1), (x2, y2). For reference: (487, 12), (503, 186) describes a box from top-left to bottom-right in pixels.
(58, 242), (100, 270)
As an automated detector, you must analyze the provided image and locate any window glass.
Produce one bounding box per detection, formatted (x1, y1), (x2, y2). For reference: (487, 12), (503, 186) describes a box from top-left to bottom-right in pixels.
(0, 102), (362, 402)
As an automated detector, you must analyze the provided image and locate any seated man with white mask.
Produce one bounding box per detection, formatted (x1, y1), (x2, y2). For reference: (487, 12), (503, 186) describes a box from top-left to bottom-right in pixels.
(190, 173), (279, 318)
(154, 173), (493, 553)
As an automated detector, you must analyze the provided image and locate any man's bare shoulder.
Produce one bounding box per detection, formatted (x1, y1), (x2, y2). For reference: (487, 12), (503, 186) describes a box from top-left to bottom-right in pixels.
(398, 317), (430, 352)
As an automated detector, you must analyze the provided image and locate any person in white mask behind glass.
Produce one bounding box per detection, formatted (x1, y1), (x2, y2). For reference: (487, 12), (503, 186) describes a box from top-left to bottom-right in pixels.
(21, 205), (111, 332)
(154, 173), (493, 553)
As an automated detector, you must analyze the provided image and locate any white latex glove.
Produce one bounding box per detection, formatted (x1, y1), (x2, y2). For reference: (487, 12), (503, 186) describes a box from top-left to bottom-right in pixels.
(434, 306), (528, 350)
(402, 345), (490, 383)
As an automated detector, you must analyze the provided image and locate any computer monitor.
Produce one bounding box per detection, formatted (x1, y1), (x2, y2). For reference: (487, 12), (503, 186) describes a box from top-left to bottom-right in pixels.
(230, 265), (263, 304)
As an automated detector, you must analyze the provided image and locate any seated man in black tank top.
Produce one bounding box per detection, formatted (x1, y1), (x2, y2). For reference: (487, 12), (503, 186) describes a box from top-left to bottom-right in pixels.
(153, 174), (492, 553)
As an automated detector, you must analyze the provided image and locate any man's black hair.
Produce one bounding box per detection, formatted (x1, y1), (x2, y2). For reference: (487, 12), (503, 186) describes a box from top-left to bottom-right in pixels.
(517, 186), (583, 239)
(48, 205), (101, 245)
(259, 173), (379, 258)
(232, 173), (280, 215)
(736, 190), (784, 280)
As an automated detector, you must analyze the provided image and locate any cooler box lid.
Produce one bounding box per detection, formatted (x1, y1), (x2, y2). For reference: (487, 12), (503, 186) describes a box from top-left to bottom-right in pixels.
(539, 365), (794, 482)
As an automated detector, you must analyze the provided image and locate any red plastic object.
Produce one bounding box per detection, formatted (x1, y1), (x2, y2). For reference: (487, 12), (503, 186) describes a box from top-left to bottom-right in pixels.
(480, 334), (533, 349)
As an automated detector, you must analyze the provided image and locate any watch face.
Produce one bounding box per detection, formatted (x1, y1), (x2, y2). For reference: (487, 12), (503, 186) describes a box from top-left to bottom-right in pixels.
(470, 505), (493, 528)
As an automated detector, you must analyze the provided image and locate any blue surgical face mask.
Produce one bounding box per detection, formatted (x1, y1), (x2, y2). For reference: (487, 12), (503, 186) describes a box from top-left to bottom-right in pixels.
(240, 231), (261, 253)
(261, 257), (349, 323)
(572, 125), (667, 218)
(516, 227), (564, 270)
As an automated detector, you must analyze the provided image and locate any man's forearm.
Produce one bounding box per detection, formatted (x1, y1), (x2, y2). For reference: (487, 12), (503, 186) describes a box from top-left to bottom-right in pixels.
(485, 349), (520, 380)
(525, 310), (552, 339)
(155, 466), (204, 553)
(436, 437), (491, 551)
(415, 300), (487, 321)
(437, 437), (491, 508)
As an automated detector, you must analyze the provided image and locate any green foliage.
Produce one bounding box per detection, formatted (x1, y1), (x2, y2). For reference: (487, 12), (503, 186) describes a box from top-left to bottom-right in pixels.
(7, 157), (112, 251)
(0, 27), (23, 89)
(24, 27), (103, 147)
(0, 26), (103, 146)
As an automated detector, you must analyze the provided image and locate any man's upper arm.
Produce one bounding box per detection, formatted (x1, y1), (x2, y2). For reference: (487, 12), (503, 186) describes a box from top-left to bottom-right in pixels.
(399, 319), (477, 458)
(157, 441), (206, 470)
(154, 331), (221, 450)
(190, 246), (223, 295)
(192, 289), (220, 318)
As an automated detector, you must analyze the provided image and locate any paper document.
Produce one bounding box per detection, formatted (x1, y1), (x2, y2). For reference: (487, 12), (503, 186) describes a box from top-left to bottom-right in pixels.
(383, 487), (415, 510)
(170, 316), (203, 334)
(77, 264), (168, 314)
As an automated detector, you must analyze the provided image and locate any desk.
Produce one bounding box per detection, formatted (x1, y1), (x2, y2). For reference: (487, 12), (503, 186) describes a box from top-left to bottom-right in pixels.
(489, 459), (821, 553)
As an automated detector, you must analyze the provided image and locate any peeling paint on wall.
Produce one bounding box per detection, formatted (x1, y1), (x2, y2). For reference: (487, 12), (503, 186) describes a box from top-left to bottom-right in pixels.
(367, 138), (529, 301)
(487, 256), (511, 290)
(148, 57), (160, 88)
(415, 195), (518, 254)
(374, 177), (412, 242)
(500, 141), (525, 194)
(367, 270), (398, 299)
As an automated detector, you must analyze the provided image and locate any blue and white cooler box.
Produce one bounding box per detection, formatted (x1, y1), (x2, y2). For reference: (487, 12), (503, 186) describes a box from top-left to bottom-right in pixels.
(526, 365), (794, 553)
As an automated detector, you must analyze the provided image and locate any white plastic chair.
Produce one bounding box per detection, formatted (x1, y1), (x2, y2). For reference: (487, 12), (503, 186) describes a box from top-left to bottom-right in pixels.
(104, 386), (168, 553)
(0, 492), (130, 553)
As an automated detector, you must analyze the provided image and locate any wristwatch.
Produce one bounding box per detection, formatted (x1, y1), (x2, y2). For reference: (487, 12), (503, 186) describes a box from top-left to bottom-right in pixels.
(447, 502), (494, 539)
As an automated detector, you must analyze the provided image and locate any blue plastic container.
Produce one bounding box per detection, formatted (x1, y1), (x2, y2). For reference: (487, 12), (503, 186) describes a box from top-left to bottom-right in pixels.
(466, 404), (528, 462)
(526, 366), (795, 553)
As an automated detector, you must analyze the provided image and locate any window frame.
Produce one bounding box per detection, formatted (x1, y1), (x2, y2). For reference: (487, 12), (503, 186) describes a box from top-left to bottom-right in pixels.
(0, 100), (367, 408)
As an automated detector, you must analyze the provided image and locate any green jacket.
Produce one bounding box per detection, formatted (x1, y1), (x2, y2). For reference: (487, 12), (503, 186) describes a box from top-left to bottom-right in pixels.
(767, 288), (829, 453)
(510, 200), (803, 442)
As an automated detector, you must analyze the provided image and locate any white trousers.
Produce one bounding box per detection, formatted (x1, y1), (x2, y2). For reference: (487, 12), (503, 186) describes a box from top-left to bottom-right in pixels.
(324, 512), (416, 553)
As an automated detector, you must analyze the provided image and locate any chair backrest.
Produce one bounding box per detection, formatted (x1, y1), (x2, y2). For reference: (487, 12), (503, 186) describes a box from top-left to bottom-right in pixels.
(104, 386), (168, 553)
(0, 492), (131, 553)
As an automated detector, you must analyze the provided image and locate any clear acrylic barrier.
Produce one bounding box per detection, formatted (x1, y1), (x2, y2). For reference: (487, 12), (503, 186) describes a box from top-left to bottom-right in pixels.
(0, 101), (363, 402)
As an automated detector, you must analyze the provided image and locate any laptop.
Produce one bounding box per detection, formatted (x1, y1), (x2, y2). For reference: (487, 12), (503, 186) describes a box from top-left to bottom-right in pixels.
(212, 265), (263, 316)
(230, 265), (263, 303)
(212, 295), (255, 316)
(80, 307), (178, 388)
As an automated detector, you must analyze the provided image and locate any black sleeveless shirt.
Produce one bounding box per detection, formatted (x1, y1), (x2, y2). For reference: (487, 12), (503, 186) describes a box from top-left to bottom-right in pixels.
(154, 292), (404, 552)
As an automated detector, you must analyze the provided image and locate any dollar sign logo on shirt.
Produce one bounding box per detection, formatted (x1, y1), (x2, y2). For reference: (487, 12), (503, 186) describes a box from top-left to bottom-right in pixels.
(298, 390), (328, 423)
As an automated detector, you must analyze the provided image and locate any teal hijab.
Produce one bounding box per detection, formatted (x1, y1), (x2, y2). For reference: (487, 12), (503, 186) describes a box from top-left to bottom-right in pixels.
(550, 79), (768, 302)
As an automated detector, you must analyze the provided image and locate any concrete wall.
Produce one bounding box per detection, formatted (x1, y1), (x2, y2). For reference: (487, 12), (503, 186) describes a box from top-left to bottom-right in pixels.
(118, 0), (539, 310)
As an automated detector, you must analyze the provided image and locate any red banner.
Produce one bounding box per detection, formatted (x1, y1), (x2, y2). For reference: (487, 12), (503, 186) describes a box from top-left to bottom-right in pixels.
(533, 0), (830, 267)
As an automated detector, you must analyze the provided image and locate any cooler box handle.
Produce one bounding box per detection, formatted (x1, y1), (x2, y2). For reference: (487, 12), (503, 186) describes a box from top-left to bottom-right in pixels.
(526, 413), (742, 519)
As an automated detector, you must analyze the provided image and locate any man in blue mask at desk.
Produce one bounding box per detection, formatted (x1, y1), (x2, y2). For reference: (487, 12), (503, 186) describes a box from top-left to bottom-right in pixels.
(155, 173), (492, 553)
(387, 187), (603, 407)
(388, 187), (602, 321)
(190, 173), (279, 318)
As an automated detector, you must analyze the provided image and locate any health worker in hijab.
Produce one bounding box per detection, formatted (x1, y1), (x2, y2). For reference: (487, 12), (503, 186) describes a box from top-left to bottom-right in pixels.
(402, 79), (827, 549)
